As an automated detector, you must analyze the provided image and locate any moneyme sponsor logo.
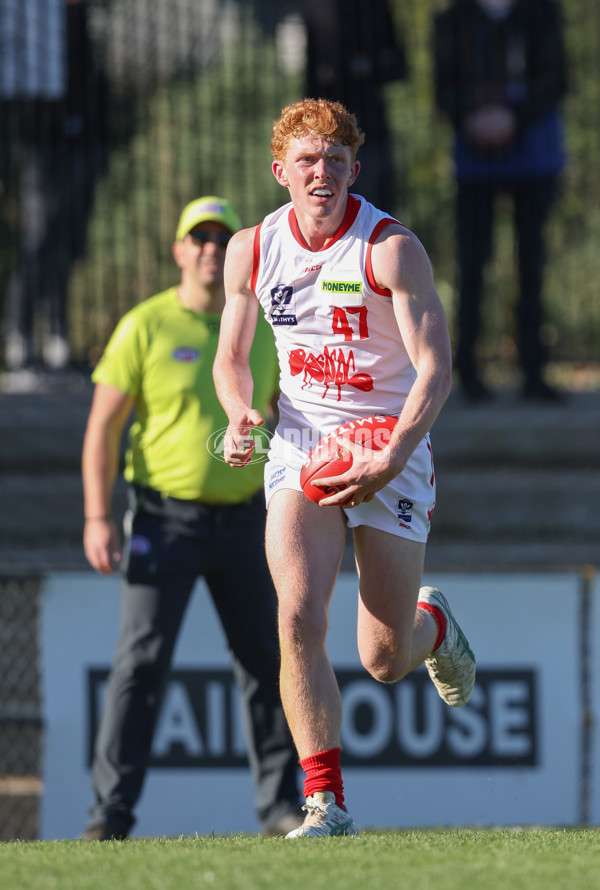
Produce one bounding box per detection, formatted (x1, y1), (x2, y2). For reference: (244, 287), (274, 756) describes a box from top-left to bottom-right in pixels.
(87, 667), (538, 769)
(321, 280), (362, 294)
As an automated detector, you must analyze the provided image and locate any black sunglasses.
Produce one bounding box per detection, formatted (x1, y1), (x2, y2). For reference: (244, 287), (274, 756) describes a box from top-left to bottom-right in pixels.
(189, 229), (232, 248)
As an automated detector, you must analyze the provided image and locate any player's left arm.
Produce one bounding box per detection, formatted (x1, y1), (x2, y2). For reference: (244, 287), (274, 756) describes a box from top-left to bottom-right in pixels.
(318, 225), (452, 506)
(378, 225), (453, 474)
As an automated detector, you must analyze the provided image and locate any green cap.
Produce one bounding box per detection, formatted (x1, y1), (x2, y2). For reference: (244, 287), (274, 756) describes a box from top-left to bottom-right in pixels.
(175, 196), (242, 241)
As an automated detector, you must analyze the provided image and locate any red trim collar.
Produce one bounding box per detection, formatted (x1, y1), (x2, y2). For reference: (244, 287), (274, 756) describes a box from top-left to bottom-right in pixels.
(288, 194), (361, 251)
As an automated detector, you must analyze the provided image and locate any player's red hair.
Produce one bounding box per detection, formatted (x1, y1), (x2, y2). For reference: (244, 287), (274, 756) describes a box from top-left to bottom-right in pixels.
(271, 98), (365, 163)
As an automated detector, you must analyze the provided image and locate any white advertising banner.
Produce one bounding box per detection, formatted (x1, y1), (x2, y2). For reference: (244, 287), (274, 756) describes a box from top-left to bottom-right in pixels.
(40, 571), (584, 839)
(587, 571), (600, 825)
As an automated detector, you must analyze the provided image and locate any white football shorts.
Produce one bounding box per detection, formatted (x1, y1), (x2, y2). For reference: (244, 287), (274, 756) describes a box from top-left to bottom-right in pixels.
(263, 430), (436, 543)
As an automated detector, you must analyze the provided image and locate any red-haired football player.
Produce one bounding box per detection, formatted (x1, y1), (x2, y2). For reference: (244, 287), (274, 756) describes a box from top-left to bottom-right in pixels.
(214, 99), (476, 837)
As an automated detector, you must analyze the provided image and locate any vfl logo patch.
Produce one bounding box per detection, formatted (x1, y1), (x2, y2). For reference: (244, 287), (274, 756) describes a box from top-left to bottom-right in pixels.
(269, 283), (297, 325)
(395, 497), (414, 525)
(268, 466), (286, 489)
(172, 347), (200, 362)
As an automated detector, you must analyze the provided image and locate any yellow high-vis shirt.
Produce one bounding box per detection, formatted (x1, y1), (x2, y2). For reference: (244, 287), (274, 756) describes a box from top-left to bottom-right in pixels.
(92, 287), (279, 504)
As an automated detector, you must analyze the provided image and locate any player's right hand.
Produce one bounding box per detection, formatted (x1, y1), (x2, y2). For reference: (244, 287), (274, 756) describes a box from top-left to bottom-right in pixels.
(223, 410), (265, 467)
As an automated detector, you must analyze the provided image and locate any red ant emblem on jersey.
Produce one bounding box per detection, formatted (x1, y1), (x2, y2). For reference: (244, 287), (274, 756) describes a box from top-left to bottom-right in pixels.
(288, 346), (374, 400)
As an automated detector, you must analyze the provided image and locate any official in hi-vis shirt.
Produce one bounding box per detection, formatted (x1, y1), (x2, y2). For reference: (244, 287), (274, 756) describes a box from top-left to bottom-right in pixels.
(80, 196), (301, 841)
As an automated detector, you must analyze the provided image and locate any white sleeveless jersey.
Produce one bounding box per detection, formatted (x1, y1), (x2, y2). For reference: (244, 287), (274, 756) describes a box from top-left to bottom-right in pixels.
(252, 194), (417, 447)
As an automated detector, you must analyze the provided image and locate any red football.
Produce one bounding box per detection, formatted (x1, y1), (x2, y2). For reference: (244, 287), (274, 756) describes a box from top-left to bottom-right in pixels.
(300, 415), (398, 504)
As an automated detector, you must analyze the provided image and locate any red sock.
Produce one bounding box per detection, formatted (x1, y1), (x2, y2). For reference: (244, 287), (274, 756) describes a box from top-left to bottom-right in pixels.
(300, 747), (345, 810)
(418, 602), (447, 651)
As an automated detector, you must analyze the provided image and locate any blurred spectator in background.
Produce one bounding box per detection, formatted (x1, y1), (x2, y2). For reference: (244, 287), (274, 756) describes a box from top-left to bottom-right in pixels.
(0, 0), (110, 376)
(80, 196), (301, 841)
(433, 0), (567, 403)
(302, 0), (406, 213)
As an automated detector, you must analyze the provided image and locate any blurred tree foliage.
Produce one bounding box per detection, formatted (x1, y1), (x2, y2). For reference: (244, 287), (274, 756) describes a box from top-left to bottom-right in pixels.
(68, 7), (303, 362)
(63, 0), (599, 373)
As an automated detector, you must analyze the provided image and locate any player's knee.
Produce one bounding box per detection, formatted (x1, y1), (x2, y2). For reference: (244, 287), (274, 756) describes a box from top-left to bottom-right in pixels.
(278, 600), (327, 653)
(360, 649), (410, 684)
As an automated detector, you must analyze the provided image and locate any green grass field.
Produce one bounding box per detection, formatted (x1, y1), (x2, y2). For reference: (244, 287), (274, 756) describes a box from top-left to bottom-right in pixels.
(3, 829), (600, 890)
